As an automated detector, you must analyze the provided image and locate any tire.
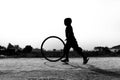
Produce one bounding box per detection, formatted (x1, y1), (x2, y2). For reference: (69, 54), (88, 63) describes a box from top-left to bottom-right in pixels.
(41, 36), (65, 62)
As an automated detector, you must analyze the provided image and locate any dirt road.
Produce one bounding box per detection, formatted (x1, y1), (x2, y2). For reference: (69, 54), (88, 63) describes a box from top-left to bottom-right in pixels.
(0, 57), (120, 80)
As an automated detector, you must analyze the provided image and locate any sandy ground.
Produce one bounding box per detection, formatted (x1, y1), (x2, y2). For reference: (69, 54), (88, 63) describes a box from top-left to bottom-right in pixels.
(0, 57), (120, 80)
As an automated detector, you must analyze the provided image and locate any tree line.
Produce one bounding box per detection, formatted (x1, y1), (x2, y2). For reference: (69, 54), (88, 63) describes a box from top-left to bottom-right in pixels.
(0, 43), (33, 57)
(0, 43), (120, 58)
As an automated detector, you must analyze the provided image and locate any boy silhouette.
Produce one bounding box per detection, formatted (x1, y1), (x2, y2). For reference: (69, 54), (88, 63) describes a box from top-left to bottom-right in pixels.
(61, 18), (89, 64)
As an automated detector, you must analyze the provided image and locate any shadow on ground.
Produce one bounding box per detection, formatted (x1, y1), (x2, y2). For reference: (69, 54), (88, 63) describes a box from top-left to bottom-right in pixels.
(44, 61), (120, 78)
(69, 63), (120, 78)
(87, 64), (120, 78)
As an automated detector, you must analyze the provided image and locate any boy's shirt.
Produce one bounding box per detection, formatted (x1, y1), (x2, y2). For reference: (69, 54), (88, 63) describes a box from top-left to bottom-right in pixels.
(66, 26), (76, 42)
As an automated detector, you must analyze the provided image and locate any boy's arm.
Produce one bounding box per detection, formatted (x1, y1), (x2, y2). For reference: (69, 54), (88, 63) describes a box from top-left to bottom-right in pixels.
(65, 28), (70, 41)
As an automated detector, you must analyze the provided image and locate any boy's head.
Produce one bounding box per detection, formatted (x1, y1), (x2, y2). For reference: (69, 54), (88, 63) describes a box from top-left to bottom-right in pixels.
(64, 18), (72, 26)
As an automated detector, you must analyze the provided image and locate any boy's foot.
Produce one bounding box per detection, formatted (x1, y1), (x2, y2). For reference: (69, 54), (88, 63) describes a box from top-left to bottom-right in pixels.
(83, 58), (89, 65)
(61, 59), (69, 63)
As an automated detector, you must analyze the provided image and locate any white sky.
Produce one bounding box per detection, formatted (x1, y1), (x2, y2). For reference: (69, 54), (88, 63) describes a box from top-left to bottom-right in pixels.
(0, 0), (120, 50)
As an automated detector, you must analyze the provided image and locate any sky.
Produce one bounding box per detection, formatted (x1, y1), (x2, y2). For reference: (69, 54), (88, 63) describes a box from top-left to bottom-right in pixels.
(0, 0), (120, 50)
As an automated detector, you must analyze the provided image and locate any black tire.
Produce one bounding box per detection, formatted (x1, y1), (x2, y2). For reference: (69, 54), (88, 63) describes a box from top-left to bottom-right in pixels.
(41, 36), (65, 62)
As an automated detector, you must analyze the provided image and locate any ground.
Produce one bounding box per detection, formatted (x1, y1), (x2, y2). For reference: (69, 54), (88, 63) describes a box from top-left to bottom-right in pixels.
(0, 57), (120, 80)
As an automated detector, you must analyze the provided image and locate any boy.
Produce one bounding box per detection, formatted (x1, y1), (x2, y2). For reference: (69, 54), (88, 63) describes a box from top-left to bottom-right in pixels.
(61, 18), (89, 64)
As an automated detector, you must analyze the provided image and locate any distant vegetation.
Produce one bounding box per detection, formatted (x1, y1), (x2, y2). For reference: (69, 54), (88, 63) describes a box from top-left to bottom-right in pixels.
(0, 43), (120, 58)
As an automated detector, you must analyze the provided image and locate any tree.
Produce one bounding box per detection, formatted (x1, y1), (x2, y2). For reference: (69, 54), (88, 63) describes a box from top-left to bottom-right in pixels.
(94, 46), (111, 55)
(6, 43), (15, 56)
(0, 45), (6, 55)
(103, 47), (111, 54)
(23, 45), (33, 53)
(94, 46), (104, 52)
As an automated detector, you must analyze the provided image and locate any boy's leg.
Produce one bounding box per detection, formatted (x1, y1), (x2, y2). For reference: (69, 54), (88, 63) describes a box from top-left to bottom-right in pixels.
(73, 44), (89, 64)
(61, 43), (71, 62)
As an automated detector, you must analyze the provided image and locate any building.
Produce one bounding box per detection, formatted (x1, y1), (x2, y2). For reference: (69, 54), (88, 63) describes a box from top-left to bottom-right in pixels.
(110, 45), (120, 52)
